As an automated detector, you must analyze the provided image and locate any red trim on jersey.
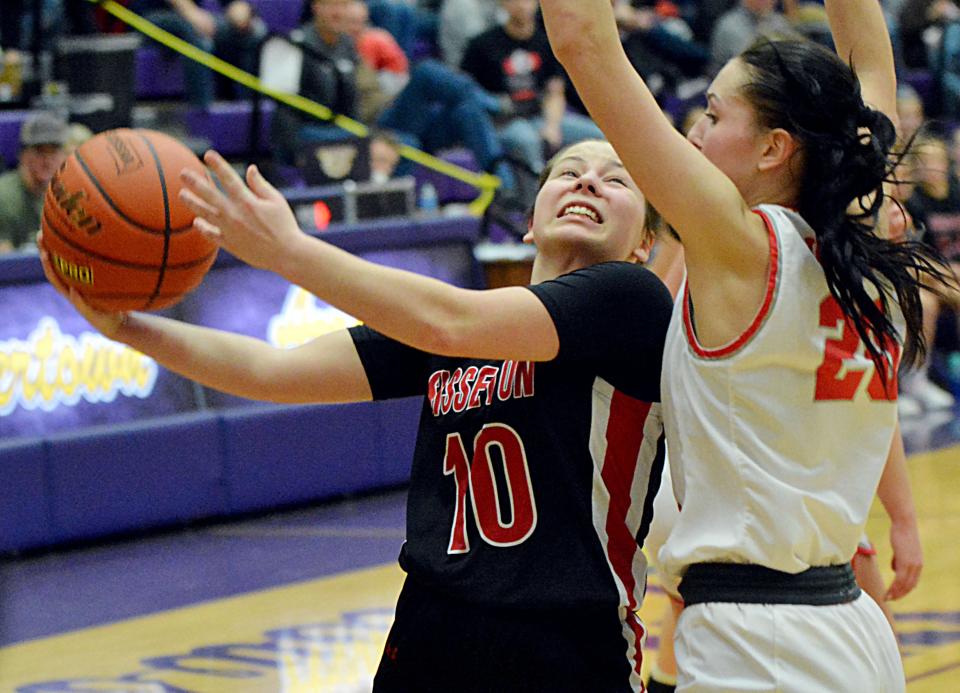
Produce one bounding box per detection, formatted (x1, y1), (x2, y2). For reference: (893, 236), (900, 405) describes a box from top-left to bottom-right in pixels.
(626, 609), (647, 677)
(855, 541), (878, 558)
(683, 209), (780, 359)
(601, 392), (652, 611)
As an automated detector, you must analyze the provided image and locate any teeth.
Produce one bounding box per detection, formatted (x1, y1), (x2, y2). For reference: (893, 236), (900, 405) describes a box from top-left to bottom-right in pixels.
(562, 205), (599, 222)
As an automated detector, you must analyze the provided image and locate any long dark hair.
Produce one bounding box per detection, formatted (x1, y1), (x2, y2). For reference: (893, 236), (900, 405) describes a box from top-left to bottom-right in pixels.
(739, 38), (954, 376)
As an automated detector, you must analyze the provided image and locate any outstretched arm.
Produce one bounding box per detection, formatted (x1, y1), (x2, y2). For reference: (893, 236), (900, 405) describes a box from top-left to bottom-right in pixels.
(537, 0), (765, 277)
(179, 152), (561, 362)
(824, 0), (898, 125)
(39, 243), (373, 404)
(876, 421), (923, 600)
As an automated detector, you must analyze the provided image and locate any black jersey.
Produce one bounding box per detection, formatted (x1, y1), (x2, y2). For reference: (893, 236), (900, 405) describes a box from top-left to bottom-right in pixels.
(350, 262), (672, 609)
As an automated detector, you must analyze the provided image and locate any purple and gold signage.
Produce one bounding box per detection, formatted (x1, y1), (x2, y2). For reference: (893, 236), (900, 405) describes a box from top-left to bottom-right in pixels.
(0, 217), (482, 438)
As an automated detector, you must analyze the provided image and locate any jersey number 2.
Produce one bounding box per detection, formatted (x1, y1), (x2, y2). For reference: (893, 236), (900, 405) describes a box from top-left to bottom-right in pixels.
(815, 295), (899, 401)
(443, 423), (538, 554)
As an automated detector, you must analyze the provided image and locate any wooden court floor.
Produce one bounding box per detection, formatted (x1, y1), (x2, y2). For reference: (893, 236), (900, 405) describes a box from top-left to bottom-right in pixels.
(1, 439), (958, 691)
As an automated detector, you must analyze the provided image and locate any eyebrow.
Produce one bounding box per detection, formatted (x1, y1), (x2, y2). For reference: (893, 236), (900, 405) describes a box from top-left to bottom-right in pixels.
(555, 155), (627, 172)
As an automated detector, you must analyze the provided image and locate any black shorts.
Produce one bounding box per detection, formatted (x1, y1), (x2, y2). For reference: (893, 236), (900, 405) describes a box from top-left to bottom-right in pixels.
(373, 577), (644, 693)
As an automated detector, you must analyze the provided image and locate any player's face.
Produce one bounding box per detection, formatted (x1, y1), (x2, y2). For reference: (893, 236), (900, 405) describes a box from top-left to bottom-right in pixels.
(686, 59), (769, 198)
(915, 141), (950, 190)
(528, 141), (647, 263)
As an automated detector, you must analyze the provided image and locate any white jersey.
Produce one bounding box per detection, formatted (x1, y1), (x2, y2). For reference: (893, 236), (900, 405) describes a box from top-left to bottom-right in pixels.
(659, 205), (901, 580)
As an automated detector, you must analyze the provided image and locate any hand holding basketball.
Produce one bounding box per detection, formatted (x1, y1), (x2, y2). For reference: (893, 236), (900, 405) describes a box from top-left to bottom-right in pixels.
(179, 150), (304, 273)
(40, 128), (219, 312)
(38, 235), (127, 339)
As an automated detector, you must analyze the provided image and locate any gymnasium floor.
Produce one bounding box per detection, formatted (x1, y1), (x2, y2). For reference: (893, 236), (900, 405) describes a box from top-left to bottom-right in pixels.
(1, 414), (958, 691)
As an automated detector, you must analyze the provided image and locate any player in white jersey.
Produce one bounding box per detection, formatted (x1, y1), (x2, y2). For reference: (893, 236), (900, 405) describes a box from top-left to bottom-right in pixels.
(540, 0), (953, 690)
(642, 430), (923, 692)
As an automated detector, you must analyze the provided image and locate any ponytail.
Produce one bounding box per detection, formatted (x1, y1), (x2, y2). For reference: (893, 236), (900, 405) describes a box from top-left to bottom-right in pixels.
(740, 39), (956, 381)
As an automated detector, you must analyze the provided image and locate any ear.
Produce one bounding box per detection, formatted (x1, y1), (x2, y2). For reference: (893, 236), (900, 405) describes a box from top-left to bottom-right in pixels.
(629, 235), (654, 264)
(522, 216), (535, 244)
(757, 128), (798, 172)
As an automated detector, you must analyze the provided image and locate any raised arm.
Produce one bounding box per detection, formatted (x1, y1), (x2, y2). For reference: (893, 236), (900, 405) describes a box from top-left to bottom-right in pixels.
(537, 1), (766, 294)
(178, 152), (561, 362)
(825, 0), (898, 125)
(39, 245), (373, 404)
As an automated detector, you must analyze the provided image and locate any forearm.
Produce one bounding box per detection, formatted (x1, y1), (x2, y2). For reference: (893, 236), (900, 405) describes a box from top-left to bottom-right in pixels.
(824, 0), (897, 119)
(112, 313), (280, 399)
(276, 233), (548, 360)
(876, 423), (918, 526)
(540, 0), (622, 64)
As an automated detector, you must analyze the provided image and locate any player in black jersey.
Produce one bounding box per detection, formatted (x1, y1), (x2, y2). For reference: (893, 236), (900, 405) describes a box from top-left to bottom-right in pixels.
(40, 139), (673, 692)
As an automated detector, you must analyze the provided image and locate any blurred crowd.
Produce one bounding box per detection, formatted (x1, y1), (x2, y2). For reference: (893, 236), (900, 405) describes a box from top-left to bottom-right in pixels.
(2, 0), (960, 411)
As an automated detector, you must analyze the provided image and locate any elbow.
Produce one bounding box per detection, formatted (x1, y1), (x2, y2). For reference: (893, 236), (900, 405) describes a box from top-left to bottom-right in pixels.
(545, 9), (598, 63)
(421, 320), (472, 358)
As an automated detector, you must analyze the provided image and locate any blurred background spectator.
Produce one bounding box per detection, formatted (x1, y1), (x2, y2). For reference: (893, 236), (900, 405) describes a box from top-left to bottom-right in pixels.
(129, 0), (267, 107)
(903, 135), (960, 411)
(0, 110), (68, 254)
(438, 0), (501, 69)
(460, 0), (603, 178)
(709, 0), (796, 74)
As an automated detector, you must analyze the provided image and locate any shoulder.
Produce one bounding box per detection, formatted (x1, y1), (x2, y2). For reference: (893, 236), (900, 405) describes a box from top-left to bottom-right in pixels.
(536, 262), (673, 313)
(571, 260), (670, 290)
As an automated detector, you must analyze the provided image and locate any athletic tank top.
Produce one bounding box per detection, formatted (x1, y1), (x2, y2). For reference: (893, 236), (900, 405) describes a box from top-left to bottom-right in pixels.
(659, 205), (902, 579)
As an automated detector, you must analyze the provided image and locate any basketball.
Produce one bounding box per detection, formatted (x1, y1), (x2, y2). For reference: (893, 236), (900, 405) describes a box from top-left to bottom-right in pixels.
(40, 128), (218, 312)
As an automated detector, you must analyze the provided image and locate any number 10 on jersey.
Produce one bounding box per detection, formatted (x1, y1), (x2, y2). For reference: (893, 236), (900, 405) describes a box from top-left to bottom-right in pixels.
(443, 423), (538, 554)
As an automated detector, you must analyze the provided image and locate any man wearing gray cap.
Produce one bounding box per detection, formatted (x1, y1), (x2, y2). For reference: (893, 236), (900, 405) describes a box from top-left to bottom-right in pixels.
(0, 111), (69, 254)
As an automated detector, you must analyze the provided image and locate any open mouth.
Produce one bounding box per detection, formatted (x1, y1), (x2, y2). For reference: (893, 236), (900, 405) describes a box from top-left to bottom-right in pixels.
(558, 202), (603, 224)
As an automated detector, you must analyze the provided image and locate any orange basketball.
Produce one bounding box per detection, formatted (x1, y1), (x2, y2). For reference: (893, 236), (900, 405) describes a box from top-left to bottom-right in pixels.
(40, 128), (218, 312)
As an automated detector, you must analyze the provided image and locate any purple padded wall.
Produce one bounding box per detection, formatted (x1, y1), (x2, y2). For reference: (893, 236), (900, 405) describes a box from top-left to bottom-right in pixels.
(184, 99), (276, 156)
(0, 111), (28, 170)
(220, 403), (385, 513)
(46, 412), (227, 543)
(135, 45), (186, 99)
(0, 437), (50, 553)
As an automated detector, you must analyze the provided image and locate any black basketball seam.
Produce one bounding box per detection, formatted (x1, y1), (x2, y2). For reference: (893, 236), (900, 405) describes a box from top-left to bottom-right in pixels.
(74, 140), (194, 235)
(136, 132), (173, 309)
(42, 207), (217, 271)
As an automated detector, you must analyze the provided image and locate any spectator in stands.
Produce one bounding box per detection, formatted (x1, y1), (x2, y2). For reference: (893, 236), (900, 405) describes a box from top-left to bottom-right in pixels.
(460, 0), (603, 177)
(368, 127), (403, 183)
(366, 0), (438, 58)
(214, 1), (268, 99)
(285, 0), (516, 193)
(899, 0), (960, 69)
(343, 0), (408, 89)
(2, 0), (98, 53)
(0, 111), (68, 254)
(708, 0), (796, 74)
(302, 0), (438, 58)
(272, 0), (360, 164)
(614, 0), (710, 98)
(897, 83), (926, 142)
(903, 134), (960, 410)
(686, 0), (736, 44)
(130, 0), (266, 107)
(438, 0), (501, 69)
(781, 0), (833, 48)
